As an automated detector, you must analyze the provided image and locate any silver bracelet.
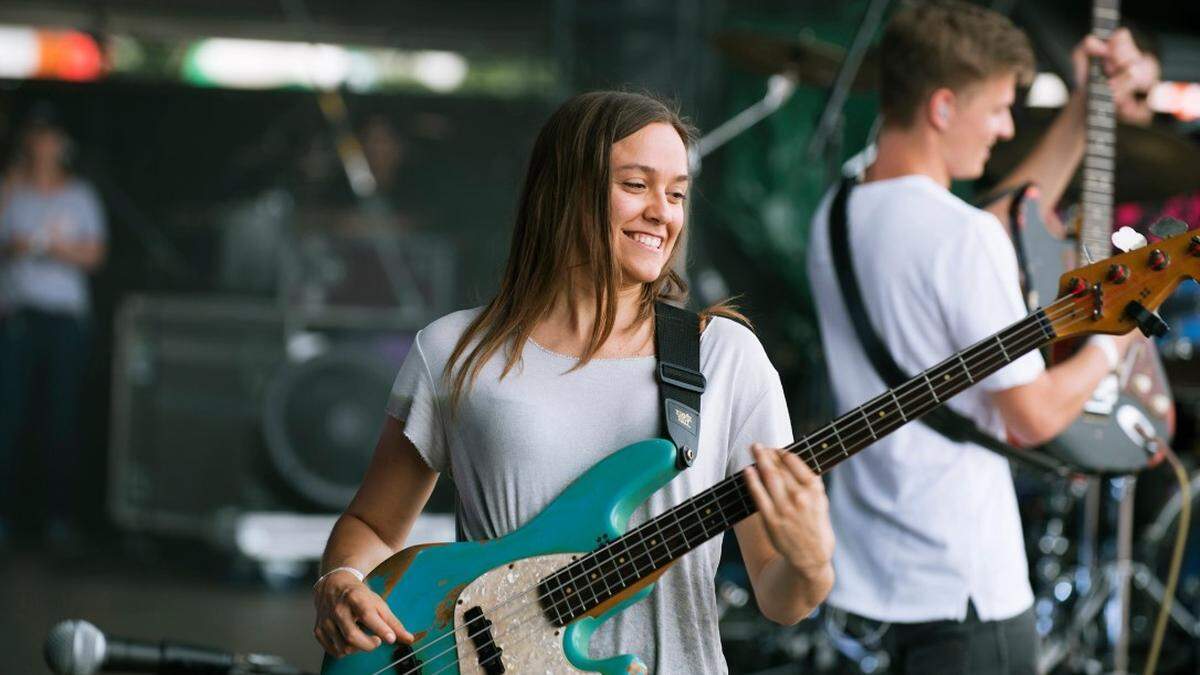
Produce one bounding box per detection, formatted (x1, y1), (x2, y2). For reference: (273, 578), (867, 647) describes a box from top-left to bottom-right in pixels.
(314, 565), (365, 589)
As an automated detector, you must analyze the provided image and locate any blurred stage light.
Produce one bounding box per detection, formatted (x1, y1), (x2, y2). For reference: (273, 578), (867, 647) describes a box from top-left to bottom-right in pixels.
(184, 38), (470, 94)
(0, 24), (102, 81)
(184, 38), (352, 90)
(411, 50), (469, 93)
(1150, 81), (1200, 122)
(0, 25), (38, 78)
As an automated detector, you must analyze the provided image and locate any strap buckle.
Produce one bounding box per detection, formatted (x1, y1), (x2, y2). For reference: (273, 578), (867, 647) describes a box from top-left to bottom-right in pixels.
(657, 363), (706, 394)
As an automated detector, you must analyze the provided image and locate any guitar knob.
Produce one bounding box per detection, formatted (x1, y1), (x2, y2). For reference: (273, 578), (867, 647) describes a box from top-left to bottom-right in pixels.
(1153, 394), (1171, 417)
(1149, 249), (1170, 271)
(1133, 373), (1151, 395)
(1065, 277), (1089, 296)
(1189, 235), (1200, 257)
(1107, 264), (1130, 284)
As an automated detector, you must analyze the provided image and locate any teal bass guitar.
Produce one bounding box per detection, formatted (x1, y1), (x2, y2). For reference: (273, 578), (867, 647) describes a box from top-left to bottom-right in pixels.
(321, 232), (1196, 675)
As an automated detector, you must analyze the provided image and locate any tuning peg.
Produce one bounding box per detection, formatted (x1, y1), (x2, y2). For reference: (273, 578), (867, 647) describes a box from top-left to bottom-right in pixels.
(1112, 226), (1148, 252)
(1149, 217), (1188, 240)
(1125, 301), (1170, 338)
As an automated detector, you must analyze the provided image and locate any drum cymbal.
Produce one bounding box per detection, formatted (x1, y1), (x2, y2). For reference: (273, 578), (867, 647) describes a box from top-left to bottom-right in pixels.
(983, 107), (1200, 204)
(712, 30), (878, 91)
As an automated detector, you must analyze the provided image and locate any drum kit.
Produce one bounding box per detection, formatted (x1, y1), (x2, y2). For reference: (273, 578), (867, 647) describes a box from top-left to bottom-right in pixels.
(706, 24), (1200, 675)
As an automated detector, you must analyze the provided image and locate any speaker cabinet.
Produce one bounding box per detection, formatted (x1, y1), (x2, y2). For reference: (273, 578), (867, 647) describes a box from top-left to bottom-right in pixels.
(108, 294), (438, 542)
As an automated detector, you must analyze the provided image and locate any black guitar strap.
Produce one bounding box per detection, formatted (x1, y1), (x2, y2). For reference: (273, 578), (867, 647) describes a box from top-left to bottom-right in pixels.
(655, 301), (706, 470)
(829, 178), (1067, 475)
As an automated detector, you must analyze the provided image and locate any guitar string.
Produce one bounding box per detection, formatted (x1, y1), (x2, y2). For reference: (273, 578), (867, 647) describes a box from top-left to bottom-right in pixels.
(385, 291), (1101, 675)
(392, 290), (1117, 675)
(415, 300), (1104, 675)
(386, 287), (1141, 674)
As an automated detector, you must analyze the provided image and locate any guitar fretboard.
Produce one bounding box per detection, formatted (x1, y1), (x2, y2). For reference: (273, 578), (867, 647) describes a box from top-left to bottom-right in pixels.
(1080, 0), (1120, 262)
(539, 307), (1059, 626)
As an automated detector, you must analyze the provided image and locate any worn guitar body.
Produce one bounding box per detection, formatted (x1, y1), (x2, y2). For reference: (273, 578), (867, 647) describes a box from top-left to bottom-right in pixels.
(1013, 193), (1173, 473)
(321, 438), (679, 675)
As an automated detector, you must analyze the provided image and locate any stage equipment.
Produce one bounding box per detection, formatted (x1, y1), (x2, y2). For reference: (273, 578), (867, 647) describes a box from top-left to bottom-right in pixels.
(108, 295), (453, 549)
(1033, 459), (1197, 674)
(711, 31), (879, 92)
(45, 619), (311, 675)
(984, 110), (1200, 205)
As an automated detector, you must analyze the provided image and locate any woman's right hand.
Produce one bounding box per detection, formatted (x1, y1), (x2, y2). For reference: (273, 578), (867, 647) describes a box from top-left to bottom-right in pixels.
(313, 571), (413, 657)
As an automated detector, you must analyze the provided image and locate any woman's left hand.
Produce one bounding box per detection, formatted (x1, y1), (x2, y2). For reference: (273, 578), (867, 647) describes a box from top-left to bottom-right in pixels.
(743, 444), (835, 574)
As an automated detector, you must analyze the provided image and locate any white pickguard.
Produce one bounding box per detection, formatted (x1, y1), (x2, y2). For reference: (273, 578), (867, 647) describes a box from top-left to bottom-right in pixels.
(453, 553), (590, 674)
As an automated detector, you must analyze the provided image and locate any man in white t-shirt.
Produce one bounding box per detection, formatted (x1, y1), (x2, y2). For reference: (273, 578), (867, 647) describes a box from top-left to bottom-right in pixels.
(806, 2), (1156, 672)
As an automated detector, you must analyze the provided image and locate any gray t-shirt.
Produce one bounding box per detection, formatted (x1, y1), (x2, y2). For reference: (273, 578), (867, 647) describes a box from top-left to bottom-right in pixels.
(387, 308), (792, 674)
(0, 179), (106, 316)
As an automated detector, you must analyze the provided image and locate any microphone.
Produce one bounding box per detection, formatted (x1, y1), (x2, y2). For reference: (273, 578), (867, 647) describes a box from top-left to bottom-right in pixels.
(44, 620), (310, 675)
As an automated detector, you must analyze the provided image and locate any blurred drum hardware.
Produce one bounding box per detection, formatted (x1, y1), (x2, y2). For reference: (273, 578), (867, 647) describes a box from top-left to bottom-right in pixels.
(285, 223), (456, 323)
(1022, 465), (1200, 674)
(984, 108), (1200, 205)
(711, 30), (879, 92)
(217, 190), (458, 324)
(108, 295), (456, 559)
(1132, 459), (1200, 668)
(1159, 280), (1200, 410)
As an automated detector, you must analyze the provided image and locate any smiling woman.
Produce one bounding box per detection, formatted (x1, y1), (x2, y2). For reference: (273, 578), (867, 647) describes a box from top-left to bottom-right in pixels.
(312, 90), (836, 674)
(443, 92), (701, 394)
(610, 124), (690, 286)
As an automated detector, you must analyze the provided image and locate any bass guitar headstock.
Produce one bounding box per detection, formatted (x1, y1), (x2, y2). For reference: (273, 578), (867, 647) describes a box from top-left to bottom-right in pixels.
(1049, 220), (1198, 341)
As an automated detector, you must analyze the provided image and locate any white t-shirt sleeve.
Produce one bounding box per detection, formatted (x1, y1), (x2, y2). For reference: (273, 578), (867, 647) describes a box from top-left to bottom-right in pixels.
(938, 213), (1045, 392)
(725, 371), (793, 476)
(707, 319), (795, 477)
(386, 332), (450, 473)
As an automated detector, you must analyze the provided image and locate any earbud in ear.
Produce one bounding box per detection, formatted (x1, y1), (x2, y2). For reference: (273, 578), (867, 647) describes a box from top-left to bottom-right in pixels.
(939, 104), (949, 122)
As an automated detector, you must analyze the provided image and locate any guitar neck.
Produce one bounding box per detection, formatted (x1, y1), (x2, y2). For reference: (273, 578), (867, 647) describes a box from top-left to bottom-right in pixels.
(542, 307), (1061, 624)
(1080, 0), (1120, 262)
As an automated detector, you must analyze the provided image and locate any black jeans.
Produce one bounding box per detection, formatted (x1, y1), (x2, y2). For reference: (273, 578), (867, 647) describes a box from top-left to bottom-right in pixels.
(877, 602), (1038, 675)
(0, 308), (90, 525)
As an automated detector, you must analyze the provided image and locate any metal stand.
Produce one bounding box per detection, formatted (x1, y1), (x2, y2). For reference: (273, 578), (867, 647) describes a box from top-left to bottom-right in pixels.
(691, 74), (797, 171)
(1039, 475), (1197, 674)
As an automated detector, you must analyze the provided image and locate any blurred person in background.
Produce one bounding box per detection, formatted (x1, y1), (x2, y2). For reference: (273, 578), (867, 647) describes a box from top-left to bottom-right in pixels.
(0, 102), (107, 548)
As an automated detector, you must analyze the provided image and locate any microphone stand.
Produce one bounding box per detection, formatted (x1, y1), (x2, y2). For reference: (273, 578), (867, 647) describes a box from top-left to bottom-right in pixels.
(691, 74), (797, 170)
(805, 0), (891, 183)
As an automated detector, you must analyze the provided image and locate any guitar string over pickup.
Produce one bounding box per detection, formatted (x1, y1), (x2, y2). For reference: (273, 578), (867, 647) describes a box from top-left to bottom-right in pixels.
(463, 606), (506, 674)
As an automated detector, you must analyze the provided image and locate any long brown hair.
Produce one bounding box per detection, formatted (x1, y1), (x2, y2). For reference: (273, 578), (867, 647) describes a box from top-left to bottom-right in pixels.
(445, 91), (738, 408)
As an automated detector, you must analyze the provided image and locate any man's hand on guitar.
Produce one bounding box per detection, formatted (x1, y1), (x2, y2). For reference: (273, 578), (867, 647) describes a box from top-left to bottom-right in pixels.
(743, 444), (835, 575)
(1072, 28), (1159, 120)
(313, 571), (411, 657)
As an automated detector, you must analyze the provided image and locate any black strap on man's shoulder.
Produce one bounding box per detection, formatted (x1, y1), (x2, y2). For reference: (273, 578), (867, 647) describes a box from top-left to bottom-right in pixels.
(655, 301), (705, 470)
(828, 178), (1067, 475)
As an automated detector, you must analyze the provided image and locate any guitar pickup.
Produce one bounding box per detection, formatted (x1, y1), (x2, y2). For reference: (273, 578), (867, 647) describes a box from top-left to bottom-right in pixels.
(392, 643), (423, 673)
(463, 606), (506, 674)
